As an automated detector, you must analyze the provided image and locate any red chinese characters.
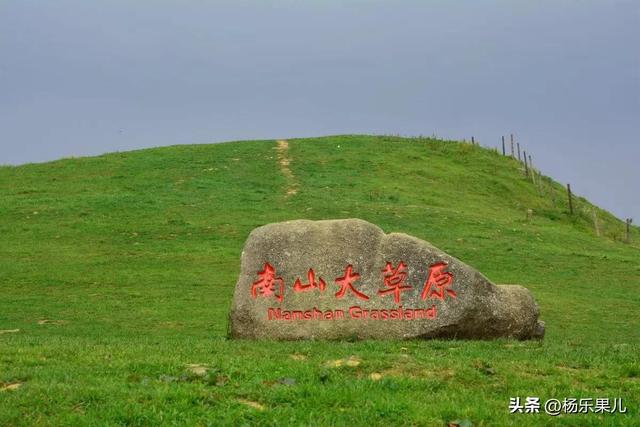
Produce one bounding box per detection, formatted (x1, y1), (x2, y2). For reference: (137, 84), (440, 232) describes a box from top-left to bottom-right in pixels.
(293, 269), (327, 293)
(250, 261), (455, 304)
(251, 262), (284, 303)
(378, 261), (413, 303)
(334, 264), (369, 301)
(421, 262), (456, 300)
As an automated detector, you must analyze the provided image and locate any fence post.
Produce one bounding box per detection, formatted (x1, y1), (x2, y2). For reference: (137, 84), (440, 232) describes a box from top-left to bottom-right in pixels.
(471, 136), (475, 145)
(626, 218), (633, 242)
(523, 150), (529, 176)
(529, 154), (537, 186)
(567, 184), (574, 215)
(510, 134), (514, 157)
(501, 136), (506, 155)
(517, 142), (521, 162)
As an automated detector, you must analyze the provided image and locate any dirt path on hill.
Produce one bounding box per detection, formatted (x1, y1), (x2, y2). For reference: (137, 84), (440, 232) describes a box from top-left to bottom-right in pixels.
(275, 139), (298, 197)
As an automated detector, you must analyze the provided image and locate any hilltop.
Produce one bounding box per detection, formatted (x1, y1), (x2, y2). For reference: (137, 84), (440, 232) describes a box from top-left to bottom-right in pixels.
(0, 135), (638, 426)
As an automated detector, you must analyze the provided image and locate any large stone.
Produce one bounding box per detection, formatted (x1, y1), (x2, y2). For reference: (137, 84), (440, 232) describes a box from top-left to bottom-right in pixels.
(229, 219), (544, 340)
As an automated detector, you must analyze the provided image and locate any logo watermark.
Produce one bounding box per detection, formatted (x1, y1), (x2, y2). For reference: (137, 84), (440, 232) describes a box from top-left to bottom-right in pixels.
(509, 397), (628, 416)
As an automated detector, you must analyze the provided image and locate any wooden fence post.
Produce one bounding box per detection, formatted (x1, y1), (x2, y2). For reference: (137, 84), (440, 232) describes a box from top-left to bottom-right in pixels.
(510, 134), (514, 157)
(523, 150), (529, 176)
(528, 154), (537, 186)
(567, 184), (574, 215)
(501, 136), (506, 155)
(517, 142), (521, 161)
(626, 218), (633, 242)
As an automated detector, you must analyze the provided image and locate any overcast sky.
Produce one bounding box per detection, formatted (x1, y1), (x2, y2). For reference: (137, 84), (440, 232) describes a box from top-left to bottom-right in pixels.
(1, 1), (638, 220)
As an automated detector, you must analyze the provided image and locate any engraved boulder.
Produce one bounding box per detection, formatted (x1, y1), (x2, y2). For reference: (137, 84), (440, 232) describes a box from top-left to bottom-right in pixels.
(229, 218), (544, 340)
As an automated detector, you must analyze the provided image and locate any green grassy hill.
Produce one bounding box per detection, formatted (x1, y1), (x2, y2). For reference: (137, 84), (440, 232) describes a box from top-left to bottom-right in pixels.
(1, 135), (638, 426)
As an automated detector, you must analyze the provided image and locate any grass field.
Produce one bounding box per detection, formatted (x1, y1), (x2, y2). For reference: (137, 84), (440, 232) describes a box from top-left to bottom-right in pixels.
(0, 135), (638, 426)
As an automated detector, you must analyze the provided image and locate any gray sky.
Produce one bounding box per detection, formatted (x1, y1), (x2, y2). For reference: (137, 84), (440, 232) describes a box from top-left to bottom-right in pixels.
(1, 0), (638, 221)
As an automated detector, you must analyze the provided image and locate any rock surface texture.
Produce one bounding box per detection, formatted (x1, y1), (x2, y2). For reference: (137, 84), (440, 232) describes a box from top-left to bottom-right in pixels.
(229, 219), (545, 340)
